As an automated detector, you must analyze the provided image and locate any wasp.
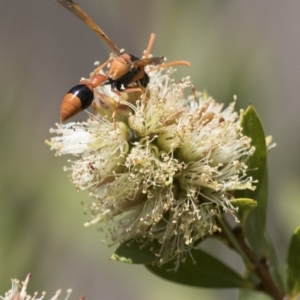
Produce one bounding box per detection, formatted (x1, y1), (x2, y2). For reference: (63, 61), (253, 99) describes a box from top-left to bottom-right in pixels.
(57, 0), (190, 123)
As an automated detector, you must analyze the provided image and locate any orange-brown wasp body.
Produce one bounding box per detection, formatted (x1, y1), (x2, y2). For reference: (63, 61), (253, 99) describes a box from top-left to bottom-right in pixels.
(60, 74), (107, 123)
(57, 0), (190, 123)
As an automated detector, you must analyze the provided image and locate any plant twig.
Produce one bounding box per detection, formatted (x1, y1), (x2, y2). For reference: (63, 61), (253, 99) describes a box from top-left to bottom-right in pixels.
(233, 228), (285, 300)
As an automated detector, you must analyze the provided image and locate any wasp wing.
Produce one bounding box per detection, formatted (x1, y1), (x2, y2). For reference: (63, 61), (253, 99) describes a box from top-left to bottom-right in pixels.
(57, 0), (121, 55)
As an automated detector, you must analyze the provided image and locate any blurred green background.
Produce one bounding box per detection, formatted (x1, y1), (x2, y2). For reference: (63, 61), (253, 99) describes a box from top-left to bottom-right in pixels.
(1, 1), (300, 299)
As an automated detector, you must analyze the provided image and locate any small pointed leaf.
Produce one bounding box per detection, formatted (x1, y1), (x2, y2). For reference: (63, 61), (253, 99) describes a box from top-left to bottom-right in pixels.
(146, 248), (253, 289)
(230, 198), (257, 211)
(287, 226), (300, 297)
(230, 198), (257, 229)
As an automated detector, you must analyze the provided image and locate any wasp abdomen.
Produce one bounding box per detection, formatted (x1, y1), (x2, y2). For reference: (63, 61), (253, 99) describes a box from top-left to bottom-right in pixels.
(68, 84), (94, 109)
(60, 84), (94, 123)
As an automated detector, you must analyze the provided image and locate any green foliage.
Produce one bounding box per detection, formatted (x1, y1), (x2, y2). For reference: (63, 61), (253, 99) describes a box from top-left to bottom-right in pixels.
(238, 106), (284, 294)
(230, 198), (257, 228)
(287, 226), (300, 298)
(239, 106), (268, 254)
(245, 171), (268, 254)
(146, 249), (253, 289)
(112, 241), (155, 264)
(240, 105), (267, 198)
(113, 241), (253, 289)
(263, 232), (285, 292)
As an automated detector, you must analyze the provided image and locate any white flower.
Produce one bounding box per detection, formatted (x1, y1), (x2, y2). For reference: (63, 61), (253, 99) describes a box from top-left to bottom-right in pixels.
(1, 274), (72, 300)
(48, 65), (256, 268)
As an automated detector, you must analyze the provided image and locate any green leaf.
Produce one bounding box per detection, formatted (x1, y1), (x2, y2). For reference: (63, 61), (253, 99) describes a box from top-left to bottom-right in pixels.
(239, 106), (268, 254)
(263, 232), (285, 292)
(287, 226), (300, 297)
(238, 176), (284, 292)
(146, 248), (253, 289)
(240, 105), (267, 198)
(230, 198), (257, 227)
(245, 171), (268, 253)
(111, 240), (156, 264)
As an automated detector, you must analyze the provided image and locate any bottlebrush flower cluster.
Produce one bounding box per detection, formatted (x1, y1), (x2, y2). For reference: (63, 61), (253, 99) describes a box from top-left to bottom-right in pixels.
(48, 65), (255, 267)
